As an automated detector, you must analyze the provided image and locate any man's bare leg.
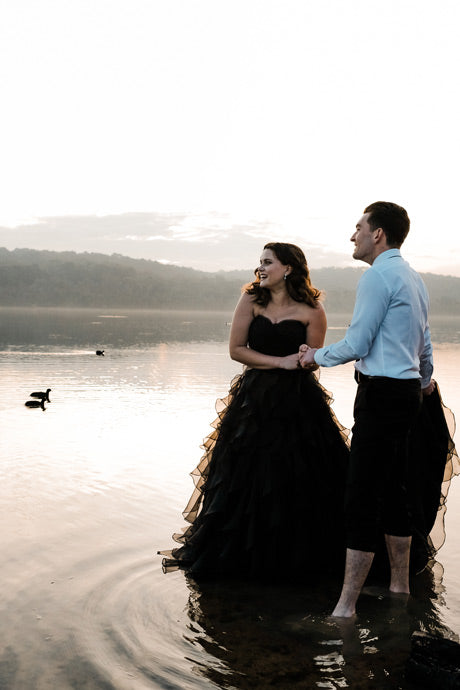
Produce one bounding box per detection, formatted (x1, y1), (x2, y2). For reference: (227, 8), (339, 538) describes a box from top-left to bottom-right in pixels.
(385, 534), (412, 593)
(331, 548), (374, 617)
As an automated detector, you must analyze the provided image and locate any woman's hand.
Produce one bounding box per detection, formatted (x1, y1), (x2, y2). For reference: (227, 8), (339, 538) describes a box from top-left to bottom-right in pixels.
(279, 353), (301, 370)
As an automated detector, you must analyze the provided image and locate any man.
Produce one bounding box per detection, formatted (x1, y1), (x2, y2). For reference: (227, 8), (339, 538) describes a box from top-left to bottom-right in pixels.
(299, 201), (435, 617)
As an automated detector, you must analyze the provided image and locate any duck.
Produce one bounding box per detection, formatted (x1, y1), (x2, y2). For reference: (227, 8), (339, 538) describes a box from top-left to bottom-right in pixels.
(25, 399), (45, 409)
(30, 388), (51, 402)
(96, 350), (105, 356)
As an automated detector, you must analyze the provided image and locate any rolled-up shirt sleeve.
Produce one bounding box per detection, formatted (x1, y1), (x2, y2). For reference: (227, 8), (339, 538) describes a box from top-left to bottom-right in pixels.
(419, 324), (434, 388)
(314, 270), (390, 367)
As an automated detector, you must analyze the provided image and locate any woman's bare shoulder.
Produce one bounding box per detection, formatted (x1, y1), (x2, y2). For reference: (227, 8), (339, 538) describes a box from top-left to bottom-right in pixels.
(296, 300), (326, 325)
(233, 291), (257, 318)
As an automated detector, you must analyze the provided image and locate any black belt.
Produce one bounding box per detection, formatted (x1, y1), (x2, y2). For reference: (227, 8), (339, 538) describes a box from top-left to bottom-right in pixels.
(354, 371), (388, 383)
(354, 370), (420, 386)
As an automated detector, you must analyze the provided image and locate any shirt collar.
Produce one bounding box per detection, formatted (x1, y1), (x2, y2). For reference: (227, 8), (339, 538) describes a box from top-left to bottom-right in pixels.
(373, 248), (401, 266)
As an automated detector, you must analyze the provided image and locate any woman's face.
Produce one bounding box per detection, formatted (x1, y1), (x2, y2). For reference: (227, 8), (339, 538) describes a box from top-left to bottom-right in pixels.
(257, 249), (290, 289)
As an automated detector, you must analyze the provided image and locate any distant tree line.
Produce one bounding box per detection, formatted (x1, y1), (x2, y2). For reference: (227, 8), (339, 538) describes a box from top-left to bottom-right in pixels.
(0, 247), (459, 314)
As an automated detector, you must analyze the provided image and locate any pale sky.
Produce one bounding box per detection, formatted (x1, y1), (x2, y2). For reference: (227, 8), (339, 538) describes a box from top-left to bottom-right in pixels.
(0, 0), (459, 274)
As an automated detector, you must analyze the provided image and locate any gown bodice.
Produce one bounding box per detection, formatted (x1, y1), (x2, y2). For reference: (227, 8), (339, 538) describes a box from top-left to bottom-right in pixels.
(248, 315), (306, 357)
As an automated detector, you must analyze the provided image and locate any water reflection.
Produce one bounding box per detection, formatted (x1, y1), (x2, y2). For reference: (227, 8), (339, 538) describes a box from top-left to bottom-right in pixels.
(183, 564), (458, 689)
(0, 308), (459, 689)
(0, 308), (234, 350)
(1, 308), (460, 350)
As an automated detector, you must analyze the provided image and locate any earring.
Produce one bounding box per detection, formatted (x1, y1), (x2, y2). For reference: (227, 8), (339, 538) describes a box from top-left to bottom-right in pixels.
(284, 273), (288, 280)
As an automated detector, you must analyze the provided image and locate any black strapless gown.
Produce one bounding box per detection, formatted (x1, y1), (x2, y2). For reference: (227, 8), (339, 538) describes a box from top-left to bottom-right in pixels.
(161, 315), (350, 581)
(161, 316), (458, 582)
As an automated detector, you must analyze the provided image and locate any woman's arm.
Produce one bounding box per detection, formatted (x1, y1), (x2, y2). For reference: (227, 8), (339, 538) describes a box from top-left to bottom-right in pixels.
(229, 293), (300, 370)
(306, 302), (327, 348)
(298, 303), (327, 369)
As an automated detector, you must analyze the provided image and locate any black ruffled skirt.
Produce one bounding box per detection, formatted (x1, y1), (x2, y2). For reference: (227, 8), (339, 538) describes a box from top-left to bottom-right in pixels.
(161, 368), (350, 581)
(407, 383), (459, 572)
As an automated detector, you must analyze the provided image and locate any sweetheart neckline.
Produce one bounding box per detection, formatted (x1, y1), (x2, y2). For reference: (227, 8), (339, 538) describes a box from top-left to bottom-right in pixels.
(254, 314), (306, 328)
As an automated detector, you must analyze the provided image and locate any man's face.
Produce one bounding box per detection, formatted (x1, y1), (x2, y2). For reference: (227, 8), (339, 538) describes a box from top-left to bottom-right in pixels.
(350, 213), (377, 264)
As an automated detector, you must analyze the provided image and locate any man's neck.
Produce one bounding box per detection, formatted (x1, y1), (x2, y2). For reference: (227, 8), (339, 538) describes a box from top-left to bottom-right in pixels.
(368, 244), (393, 265)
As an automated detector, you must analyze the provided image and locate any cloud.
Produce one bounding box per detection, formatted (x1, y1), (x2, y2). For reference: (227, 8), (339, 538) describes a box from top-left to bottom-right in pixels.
(0, 211), (354, 271)
(0, 211), (454, 276)
(125, 235), (174, 242)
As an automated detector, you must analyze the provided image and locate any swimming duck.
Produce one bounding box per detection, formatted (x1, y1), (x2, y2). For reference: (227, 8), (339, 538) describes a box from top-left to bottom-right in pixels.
(25, 399), (45, 409)
(30, 388), (51, 402)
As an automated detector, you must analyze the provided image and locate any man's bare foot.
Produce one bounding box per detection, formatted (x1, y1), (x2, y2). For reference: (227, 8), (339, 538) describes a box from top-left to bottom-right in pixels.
(331, 604), (356, 618)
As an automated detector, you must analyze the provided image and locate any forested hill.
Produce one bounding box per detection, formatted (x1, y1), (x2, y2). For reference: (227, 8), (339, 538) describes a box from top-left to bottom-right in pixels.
(0, 247), (459, 314)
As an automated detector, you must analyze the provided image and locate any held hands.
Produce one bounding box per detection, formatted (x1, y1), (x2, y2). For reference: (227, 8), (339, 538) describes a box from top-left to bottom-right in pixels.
(298, 344), (319, 370)
(279, 345), (319, 370)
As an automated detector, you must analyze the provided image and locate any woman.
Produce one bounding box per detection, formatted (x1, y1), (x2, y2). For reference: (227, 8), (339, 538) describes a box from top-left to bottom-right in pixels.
(160, 242), (350, 581)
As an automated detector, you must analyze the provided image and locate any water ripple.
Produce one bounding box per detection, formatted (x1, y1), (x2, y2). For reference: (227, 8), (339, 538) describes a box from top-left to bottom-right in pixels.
(76, 556), (217, 689)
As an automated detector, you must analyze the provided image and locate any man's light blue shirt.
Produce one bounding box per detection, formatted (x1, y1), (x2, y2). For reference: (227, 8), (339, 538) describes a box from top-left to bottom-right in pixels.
(314, 249), (433, 387)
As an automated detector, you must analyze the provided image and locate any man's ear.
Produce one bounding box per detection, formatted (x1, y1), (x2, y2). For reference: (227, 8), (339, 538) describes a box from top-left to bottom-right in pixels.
(373, 227), (385, 243)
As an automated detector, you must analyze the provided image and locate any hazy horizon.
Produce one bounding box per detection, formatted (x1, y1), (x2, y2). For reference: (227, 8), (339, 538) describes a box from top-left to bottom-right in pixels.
(1, 2), (459, 277)
(1, 211), (459, 277)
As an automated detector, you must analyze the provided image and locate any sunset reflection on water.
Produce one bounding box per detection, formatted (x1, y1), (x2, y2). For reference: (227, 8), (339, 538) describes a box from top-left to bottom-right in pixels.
(0, 308), (459, 689)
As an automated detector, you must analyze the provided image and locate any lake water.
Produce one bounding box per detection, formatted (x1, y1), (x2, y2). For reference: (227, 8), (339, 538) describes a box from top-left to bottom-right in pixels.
(1, 307), (460, 690)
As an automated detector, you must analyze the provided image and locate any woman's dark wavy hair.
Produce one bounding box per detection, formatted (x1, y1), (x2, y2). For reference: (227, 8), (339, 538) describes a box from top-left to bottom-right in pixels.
(244, 242), (322, 307)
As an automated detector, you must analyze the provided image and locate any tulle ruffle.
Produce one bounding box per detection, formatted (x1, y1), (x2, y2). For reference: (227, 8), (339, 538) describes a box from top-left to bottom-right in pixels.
(408, 382), (459, 572)
(160, 368), (350, 581)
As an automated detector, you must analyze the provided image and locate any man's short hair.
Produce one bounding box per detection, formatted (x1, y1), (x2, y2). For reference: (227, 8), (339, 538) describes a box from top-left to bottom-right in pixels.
(364, 201), (410, 247)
